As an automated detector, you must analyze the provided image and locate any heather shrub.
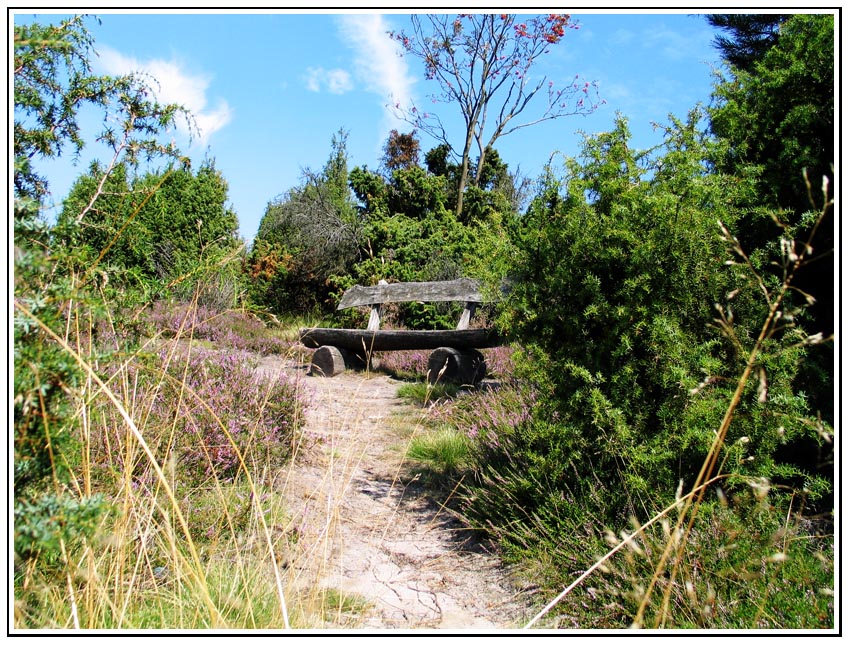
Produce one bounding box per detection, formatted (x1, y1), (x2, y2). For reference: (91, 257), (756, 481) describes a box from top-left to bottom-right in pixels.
(479, 345), (519, 380)
(429, 379), (534, 446)
(142, 299), (296, 355)
(374, 349), (432, 380)
(91, 346), (303, 487)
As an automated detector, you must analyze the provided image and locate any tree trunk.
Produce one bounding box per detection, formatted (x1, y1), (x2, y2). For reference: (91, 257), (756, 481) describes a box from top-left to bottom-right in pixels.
(455, 126), (477, 218)
(455, 157), (470, 218)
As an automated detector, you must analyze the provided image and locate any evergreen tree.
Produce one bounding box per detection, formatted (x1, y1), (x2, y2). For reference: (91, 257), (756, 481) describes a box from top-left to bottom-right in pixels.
(706, 14), (789, 72)
(708, 14), (834, 335)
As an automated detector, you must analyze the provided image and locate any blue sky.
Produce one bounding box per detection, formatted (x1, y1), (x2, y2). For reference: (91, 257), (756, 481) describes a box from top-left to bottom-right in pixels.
(16, 9), (733, 242)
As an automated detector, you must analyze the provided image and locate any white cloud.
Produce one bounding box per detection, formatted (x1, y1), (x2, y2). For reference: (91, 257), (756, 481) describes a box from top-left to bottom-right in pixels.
(601, 81), (632, 101)
(95, 46), (233, 145)
(304, 66), (353, 94)
(640, 25), (710, 61)
(304, 68), (321, 92)
(336, 14), (415, 132)
(610, 28), (635, 46)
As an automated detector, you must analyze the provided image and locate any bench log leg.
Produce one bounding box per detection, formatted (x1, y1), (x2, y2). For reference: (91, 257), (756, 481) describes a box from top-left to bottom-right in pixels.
(310, 346), (347, 377)
(427, 347), (486, 386)
(310, 345), (379, 377)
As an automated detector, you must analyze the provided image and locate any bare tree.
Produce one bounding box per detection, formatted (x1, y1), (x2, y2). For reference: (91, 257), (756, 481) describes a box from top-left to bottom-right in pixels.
(391, 13), (603, 216)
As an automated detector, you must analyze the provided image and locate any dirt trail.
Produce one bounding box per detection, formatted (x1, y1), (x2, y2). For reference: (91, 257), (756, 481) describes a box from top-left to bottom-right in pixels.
(255, 355), (536, 630)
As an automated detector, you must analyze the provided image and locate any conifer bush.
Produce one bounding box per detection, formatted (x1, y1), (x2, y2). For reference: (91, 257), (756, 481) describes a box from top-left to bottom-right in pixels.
(453, 113), (833, 627)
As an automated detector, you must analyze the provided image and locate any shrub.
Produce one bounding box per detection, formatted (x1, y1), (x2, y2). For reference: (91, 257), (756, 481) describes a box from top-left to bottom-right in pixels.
(489, 113), (832, 525)
(90, 346), (303, 487)
(450, 113), (833, 628)
(141, 299), (296, 355)
(376, 350), (432, 380)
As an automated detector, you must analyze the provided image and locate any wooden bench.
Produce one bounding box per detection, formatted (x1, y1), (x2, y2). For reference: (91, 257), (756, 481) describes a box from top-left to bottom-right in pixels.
(299, 278), (500, 384)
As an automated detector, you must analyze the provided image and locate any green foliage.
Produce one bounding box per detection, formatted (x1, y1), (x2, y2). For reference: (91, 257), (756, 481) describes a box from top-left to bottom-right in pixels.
(461, 113), (832, 589)
(249, 129), (360, 316)
(14, 15), (190, 208)
(13, 245), (81, 496)
(710, 14), (833, 214)
(424, 143), (456, 180)
(352, 213), (476, 330)
(706, 14), (788, 72)
(14, 493), (108, 565)
(346, 150), (509, 329)
(709, 14), (834, 338)
(503, 116), (738, 475)
(13, 15), (111, 201)
(462, 415), (604, 551)
(249, 126), (514, 329)
(54, 158), (241, 294)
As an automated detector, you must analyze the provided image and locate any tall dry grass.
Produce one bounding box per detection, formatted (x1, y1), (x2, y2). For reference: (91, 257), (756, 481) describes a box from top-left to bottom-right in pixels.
(13, 286), (362, 629)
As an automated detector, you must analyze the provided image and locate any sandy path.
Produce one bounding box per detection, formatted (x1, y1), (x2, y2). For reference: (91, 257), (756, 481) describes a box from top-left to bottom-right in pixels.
(255, 355), (535, 630)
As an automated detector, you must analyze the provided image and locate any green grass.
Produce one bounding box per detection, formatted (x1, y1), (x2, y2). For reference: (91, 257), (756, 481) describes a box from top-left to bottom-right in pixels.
(405, 425), (471, 482)
(523, 494), (834, 630)
(396, 381), (460, 406)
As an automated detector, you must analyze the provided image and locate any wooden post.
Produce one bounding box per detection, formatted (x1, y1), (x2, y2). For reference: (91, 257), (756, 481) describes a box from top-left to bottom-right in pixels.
(366, 279), (388, 332)
(456, 301), (477, 330)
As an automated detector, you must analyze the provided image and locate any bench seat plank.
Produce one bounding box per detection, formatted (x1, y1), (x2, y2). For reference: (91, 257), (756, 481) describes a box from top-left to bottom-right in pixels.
(299, 327), (501, 352)
(337, 278), (484, 310)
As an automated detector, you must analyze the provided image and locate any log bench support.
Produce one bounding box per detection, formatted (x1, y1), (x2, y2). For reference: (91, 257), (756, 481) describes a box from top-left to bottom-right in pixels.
(299, 278), (499, 385)
(427, 347), (486, 386)
(309, 345), (377, 378)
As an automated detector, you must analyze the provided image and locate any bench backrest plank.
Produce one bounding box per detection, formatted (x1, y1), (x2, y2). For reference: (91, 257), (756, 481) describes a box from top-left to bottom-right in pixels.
(337, 278), (485, 310)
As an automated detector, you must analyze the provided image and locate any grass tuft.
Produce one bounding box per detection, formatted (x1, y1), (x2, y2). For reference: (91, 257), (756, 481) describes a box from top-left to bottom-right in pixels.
(405, 425), (472, 481)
